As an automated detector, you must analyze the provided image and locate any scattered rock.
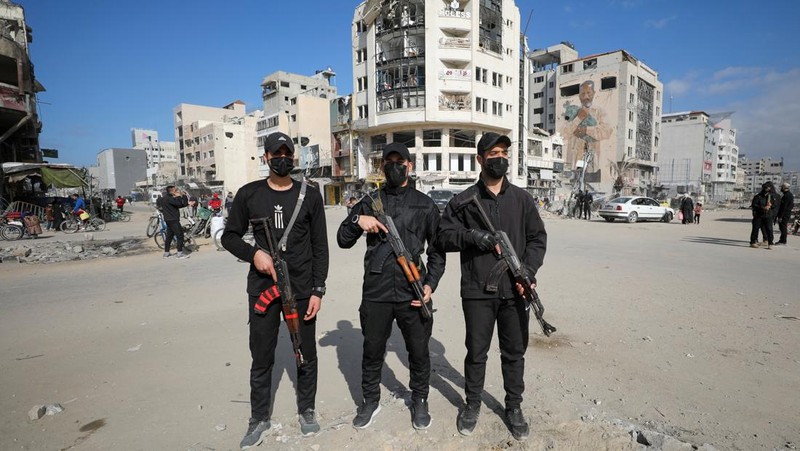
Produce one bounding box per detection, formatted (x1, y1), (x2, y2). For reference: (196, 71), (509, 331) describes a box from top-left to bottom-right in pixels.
(642, 336), (653, 342)
(11, 246), (31, 257)
(214, 424), (226, 431)
(73, 245), (84, 253)
(127, 344), (142, 352)
(28, 405), (46, 421)
(311, 445), (320, 451)
(45, 404), (64, 416)
(100, 246), (117, 255)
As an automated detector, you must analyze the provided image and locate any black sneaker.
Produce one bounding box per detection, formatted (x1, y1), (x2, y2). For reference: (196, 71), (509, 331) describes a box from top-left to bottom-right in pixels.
(299, 409), (320, 436)
(457, 403), (480, 436)
(240, 418), (270, 449)
(352, 400), (381, 429)
(410, 398), (431, 430)
(505, 407), (529, 441)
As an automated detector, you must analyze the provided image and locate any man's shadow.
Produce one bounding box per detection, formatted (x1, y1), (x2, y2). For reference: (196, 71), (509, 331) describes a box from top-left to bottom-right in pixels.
(385, 325), (504, 415)
(269, 327), (299, 417)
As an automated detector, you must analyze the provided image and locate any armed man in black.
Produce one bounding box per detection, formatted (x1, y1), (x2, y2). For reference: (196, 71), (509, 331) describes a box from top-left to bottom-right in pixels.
(436, 132), (547, 441)
(221, 132), (329, 448)
(776, 182), (794, 245)
(337, 142), (445, 430)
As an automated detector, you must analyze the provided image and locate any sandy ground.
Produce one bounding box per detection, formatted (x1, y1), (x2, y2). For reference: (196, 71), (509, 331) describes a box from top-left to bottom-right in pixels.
(0, 205), (798, 451)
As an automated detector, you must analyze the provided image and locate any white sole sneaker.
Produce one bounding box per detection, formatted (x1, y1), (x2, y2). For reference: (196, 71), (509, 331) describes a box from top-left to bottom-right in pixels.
(353, 404), (381, 429)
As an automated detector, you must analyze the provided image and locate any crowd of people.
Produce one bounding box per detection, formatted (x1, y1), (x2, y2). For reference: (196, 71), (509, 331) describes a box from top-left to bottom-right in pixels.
(749, 181), (794, 249)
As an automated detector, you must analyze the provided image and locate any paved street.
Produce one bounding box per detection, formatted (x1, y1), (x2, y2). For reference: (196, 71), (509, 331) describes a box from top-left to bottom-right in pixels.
(1, 206), (797, 450)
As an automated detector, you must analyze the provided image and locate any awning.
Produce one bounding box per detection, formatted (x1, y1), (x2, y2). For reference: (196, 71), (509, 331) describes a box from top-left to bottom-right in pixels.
(3, 163), (88, 188)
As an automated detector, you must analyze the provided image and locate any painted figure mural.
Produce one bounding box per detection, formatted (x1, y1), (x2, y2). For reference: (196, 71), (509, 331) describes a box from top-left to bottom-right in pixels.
(560, 80), (613, 185)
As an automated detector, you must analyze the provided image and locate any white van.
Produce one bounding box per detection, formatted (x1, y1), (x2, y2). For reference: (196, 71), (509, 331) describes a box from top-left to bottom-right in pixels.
(150, 191), (162, 205)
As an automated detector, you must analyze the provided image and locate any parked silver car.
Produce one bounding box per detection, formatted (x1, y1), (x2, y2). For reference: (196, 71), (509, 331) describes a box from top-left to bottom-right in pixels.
(598, 196), (674, 223)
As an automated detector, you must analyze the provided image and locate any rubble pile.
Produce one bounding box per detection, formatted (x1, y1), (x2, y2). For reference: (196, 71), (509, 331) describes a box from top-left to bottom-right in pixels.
(0, 238), (148, 264)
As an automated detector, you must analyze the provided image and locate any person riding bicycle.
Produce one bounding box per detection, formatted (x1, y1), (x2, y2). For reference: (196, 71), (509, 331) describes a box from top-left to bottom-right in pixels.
(71, 193), (88, 228)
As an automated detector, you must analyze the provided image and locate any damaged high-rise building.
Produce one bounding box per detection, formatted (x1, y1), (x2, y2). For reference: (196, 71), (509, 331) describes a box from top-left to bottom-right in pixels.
(351, 0), (527, 191)
(0, 0), (45, 165)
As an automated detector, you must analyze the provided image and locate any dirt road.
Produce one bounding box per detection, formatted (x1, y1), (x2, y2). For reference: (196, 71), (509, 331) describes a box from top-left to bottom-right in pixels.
(1, 207), (797, 450)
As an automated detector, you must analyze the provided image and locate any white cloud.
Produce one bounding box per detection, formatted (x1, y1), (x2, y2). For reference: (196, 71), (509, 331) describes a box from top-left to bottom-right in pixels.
(665, 79), (691, 96)
(645, 15), (677, 29)
(712, 66), (764, 80)
(725, 68), (800, 170)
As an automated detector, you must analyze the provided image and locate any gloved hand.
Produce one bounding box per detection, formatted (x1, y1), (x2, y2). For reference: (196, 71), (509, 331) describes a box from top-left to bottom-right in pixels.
(468, 229), (498, 252)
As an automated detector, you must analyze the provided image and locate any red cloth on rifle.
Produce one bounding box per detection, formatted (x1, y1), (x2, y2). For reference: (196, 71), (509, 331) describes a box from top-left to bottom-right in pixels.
(254, 285), (280, 314)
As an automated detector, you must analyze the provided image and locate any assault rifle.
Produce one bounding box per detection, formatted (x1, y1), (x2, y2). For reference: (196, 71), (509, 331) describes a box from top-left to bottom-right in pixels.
(251, 217), (305, 367)
(464, 194), (556, 336)
(379, 214), (433, 319)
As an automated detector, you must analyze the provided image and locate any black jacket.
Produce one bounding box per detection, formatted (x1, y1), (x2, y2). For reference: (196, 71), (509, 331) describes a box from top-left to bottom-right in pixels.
(160, 194), (188, 221)
(337, 186), (445, 303)
(751, 191), (770, 218)
(777, 190), (794, 220)
(436, 178), (547, 300)
(221, 179), (329, 298)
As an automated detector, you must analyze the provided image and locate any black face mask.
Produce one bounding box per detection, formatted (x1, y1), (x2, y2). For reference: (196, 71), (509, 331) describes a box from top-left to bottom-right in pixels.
(483, 157), (509, 179)
(383, 162), (408, 188)
(269, 156), (294, 177)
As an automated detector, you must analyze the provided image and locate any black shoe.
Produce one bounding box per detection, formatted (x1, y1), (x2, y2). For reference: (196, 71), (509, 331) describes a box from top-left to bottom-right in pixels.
(352, 400), (381, 429)
(240, 418), (270, 449)
(410, 398), (431, 430)
(505, 407), (530, 441)
(299, 409), (320, 436)
(457, 403), (480, 436)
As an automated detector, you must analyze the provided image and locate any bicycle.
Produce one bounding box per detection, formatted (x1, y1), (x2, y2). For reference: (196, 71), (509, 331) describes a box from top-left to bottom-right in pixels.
(108, 210), (132, 222)
(145, 211), (160, 237)
(0, 217), (24, 241)
(60, 212), (106, 233)
(154, 215), (196, 251)
(213, 223), (254, 251)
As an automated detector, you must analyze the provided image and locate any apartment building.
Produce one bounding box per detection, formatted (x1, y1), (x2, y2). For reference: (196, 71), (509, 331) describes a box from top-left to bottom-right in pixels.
(258, 70), (337, 187)
(740, 155), (785, 195)
(131, 128), (179, 186)
(0, 0), (44, 165)
(530, 47), (663, 196)
(658, 111), (715, 196)
(173, 101), (263, 194)
(708, 112), (739, 201)
(352, 0), (525, 191)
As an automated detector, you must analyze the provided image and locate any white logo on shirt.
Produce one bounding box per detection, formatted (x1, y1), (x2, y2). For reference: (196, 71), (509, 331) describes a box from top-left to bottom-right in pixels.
(274, 205), (284, 229)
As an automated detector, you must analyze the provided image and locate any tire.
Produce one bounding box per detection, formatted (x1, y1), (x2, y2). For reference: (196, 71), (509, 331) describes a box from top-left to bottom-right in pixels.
(145, 217), (159, 238)
(627, 211), (638, 223)
(184, 235), (197, 252)
(662, 212), (673, 223)
(89, 218), (106, 231)
(120, 212), (132, 222)
(2, 225), (23, 240)
(604, 217), (615, 223)
(154, 232), (165, 249)
(61, 219), (79, 234)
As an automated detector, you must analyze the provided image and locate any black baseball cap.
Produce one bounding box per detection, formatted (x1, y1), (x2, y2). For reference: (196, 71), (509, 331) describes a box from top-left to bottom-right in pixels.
(264, 132), (295, 155)
(477, 132), (511, 156)
(382, 142), (412, 161)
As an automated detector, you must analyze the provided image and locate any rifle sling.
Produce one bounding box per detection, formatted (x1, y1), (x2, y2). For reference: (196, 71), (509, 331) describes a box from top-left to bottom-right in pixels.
(278, 180), (307, 253)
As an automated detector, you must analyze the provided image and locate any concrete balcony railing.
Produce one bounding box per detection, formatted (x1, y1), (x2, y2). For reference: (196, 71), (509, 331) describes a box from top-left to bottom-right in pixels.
(438, 69), (472, 80)
(438, 36), (471, 49)
(438, 94), (471, 111)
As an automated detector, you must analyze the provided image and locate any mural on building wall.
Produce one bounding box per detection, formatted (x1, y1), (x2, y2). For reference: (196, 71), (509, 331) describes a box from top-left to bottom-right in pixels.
(559, 80), (615, 187)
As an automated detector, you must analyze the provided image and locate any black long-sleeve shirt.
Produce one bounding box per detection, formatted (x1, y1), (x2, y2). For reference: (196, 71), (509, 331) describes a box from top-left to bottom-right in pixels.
(337, 186), (445, 303)
(777, 190), (794, 221)
(161, 194), (188, 221)
(435, 178), (547, 300)
(221, 179), (329, 298)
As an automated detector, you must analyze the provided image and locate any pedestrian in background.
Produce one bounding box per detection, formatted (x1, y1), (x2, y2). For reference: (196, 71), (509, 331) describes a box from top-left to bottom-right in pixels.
(436, 132), (547, 441)
(337, 142), (445, 431)
(776, 182), (794, 245)
(694, 202), (702, 224)
(750, 183), (772, 249)
(680, 195), (694, 225)
(582, 191), (593, 220)
(44, 203), (54, 231)
(160, 185), (190, 259)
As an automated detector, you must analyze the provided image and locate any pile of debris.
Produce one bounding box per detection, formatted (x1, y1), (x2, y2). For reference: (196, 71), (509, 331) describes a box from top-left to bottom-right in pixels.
(0, 238), (148, 264)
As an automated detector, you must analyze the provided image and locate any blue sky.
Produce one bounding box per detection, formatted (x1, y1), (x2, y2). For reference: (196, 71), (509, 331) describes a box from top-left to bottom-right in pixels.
(22, 0), (800, 169)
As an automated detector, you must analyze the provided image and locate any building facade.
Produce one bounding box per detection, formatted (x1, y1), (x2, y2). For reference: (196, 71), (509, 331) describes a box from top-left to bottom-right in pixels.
(258, 69), (337, 198)
(0, 0), (44, 167)
(352, 0), (525, 191)
(708, 112), (739, 202)
(740, 155), (786, 196)
(530, 47), (663, 196)
(173, 101), (262, 194)
(658, 111), (715, 196)
(96, 148), (148, 197)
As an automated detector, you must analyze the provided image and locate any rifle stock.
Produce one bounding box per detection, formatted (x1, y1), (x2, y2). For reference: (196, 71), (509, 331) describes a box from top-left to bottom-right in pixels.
(380, 215), (433, 319)
(251, 217), (305, 367)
